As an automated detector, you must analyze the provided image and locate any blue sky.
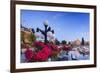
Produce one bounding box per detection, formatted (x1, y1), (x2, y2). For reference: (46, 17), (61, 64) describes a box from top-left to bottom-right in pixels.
(21, 10), (90, 42)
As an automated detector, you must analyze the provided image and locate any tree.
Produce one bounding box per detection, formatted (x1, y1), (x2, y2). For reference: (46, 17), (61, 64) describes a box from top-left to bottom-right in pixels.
(30, 33), (36, 44)
(81, 37), (85, 45)
(55, 39), (60, 45)
(61, 40), (67, 45)
(68, 41), (71, 45)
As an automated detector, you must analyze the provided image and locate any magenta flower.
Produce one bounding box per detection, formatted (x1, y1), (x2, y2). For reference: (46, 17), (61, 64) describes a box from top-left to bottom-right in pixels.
(62, 45), (71, 51)
(33, 41), (46, 47)
(49, 44), (59, 52)
(34, 46), (52, 61)
(25, 48), (35, 62)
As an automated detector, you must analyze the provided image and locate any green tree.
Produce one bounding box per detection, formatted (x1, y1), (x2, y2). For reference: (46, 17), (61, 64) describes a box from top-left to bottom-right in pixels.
(55, 39), (60, 45)
(81, 37), (85, 45)
(68, 41), (71, 45)
(30, 33), (36, 44)
(61, 40), (67, 45)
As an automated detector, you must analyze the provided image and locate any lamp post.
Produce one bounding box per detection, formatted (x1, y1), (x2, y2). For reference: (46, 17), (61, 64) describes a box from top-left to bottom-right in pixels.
(36, 20), (54, 44)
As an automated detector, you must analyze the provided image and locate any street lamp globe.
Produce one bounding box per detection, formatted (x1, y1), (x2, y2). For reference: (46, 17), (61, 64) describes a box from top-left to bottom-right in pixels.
(44, 20), (48, 26)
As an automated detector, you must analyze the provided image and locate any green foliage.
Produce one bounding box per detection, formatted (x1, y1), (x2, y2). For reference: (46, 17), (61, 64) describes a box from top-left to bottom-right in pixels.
(21, 31), (24, 42)
(61, 40), (67, 45)
(55, 39), (60, 45)
(30, 33), (36, 44)
(81, 37), (85, 45)
(68, 41), (71, 45)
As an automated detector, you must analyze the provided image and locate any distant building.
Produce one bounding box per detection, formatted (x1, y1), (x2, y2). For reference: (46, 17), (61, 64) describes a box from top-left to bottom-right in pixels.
(21, 26), (36, 44)
(73, 39), (81, 46)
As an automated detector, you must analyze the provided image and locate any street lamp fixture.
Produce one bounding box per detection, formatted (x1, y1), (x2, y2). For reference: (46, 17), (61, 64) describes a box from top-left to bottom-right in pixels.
(36, 21), (54, 44)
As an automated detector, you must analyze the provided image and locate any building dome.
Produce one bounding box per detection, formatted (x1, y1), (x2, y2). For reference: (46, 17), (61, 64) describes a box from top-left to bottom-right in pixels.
(74, 39), (81, 46)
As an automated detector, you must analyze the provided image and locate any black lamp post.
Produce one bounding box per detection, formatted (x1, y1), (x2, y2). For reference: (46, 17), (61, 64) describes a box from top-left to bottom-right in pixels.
(36, 21), (54, 44)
